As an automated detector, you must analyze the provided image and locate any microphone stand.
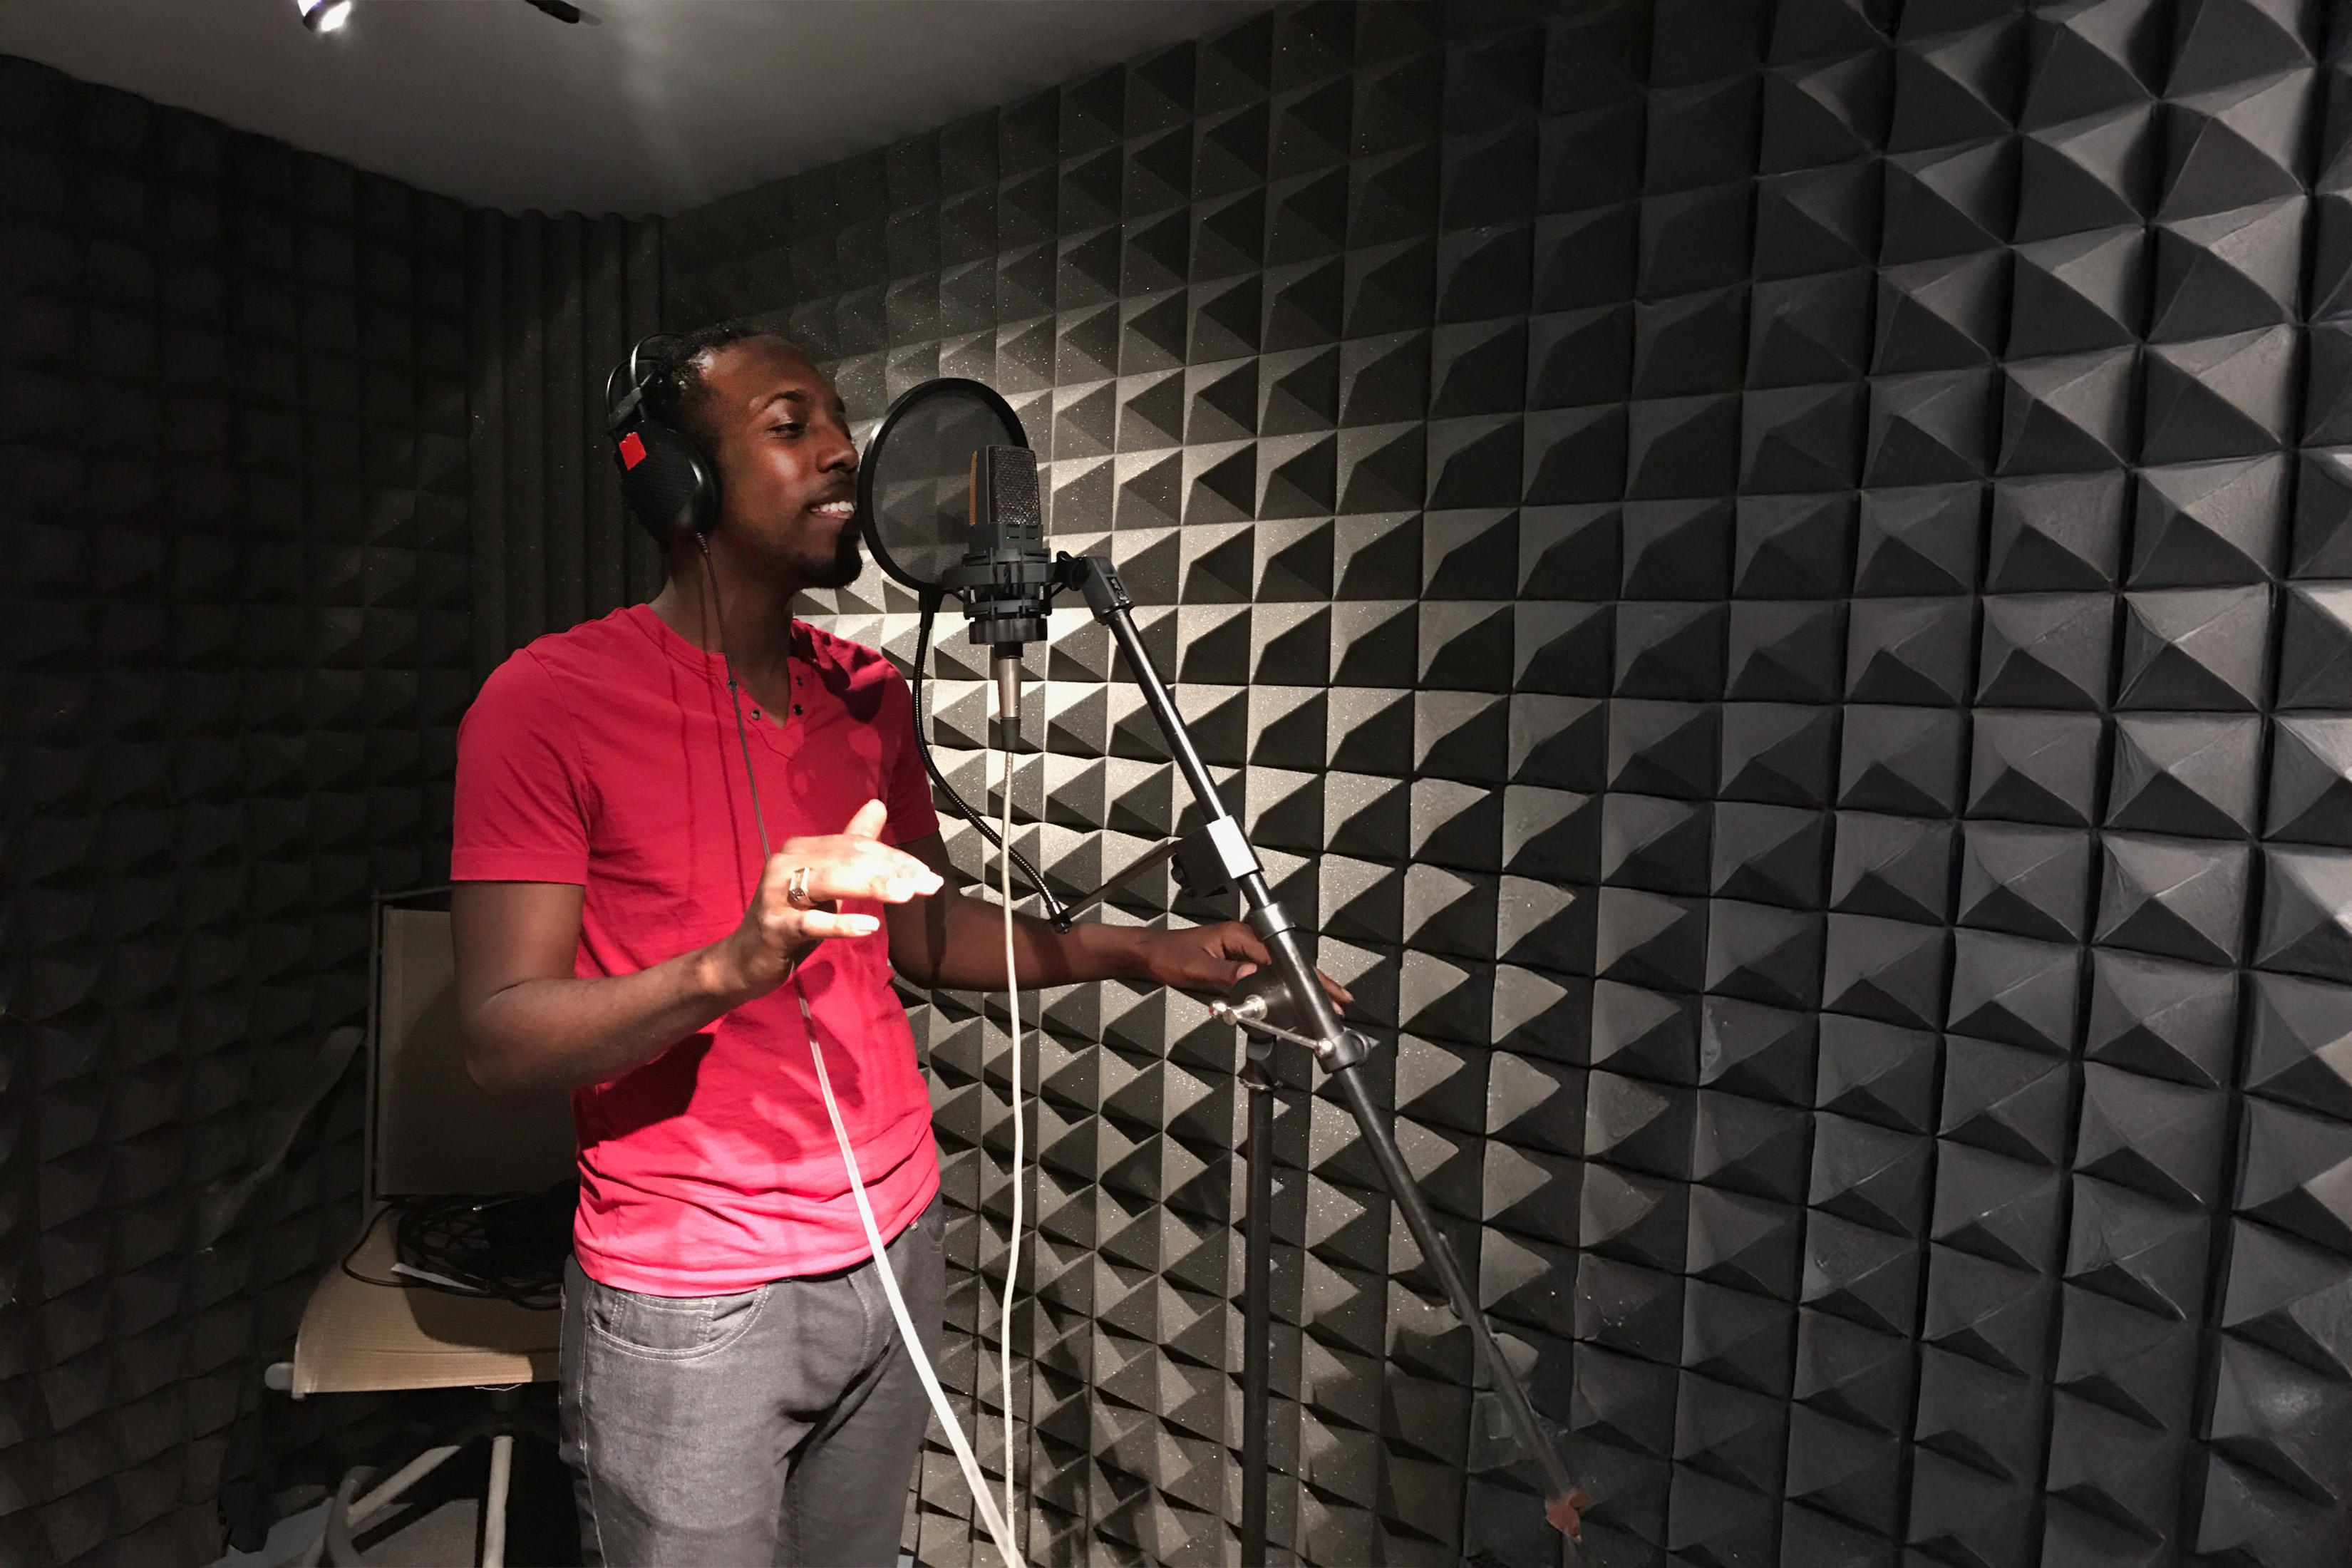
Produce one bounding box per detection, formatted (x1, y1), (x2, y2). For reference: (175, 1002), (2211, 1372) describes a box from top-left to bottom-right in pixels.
(1046, 555), (1587, 1566)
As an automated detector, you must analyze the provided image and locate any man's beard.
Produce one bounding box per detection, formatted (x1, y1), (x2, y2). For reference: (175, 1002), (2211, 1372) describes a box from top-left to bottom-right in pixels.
(799, 519), (866, 590)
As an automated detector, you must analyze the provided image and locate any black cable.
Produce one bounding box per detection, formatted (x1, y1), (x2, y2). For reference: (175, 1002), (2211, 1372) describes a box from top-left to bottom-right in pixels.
(336, 1200), (401, 1289)
(907, 593), (1070, 928)
(699, 533), (776, 865)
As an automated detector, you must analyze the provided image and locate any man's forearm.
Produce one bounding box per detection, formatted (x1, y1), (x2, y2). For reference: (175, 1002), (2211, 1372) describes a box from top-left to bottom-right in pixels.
(466, 943), (762, 1103)
(899, 889), (1152, 991)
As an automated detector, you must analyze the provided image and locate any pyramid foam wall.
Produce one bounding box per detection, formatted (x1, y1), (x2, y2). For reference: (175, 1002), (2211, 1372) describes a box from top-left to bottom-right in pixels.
(0, 56), (473, 1567)
(663, 1), (2352, 1563)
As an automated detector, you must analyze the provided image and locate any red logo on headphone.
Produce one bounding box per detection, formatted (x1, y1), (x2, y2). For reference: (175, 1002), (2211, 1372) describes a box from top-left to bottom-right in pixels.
(619, 431), (648, 469)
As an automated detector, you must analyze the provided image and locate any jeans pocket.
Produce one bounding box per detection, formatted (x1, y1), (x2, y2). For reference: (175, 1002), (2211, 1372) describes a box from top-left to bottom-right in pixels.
(585, 1279), (764, 1361)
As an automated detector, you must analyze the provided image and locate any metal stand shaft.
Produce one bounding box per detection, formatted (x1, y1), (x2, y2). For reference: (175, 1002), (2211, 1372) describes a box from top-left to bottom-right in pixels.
(1066, 556), (1584, 1561)
(1240, 1062), (1274, 1568)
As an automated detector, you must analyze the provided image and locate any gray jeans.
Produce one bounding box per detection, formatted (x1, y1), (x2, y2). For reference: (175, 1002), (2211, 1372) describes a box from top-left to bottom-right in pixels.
(557, 1198), (945, 1567)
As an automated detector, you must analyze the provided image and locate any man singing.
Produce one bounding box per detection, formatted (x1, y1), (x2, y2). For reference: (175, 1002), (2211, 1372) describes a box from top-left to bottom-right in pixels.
(448, 323), (1342, 1565)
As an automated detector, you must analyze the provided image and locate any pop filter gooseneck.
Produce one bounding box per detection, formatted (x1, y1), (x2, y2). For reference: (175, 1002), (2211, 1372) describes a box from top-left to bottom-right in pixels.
(855, 379), (1068, 927)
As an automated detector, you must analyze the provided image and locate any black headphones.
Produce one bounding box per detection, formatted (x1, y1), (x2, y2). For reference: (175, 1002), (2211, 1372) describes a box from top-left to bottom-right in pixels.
(606, 334), (720, 543)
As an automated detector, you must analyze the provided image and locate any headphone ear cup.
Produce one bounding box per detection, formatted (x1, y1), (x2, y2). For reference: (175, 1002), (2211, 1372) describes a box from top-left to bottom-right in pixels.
(615, 421), (719, 542)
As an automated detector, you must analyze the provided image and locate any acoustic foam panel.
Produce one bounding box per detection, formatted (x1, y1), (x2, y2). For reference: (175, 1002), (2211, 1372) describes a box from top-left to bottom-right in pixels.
(0, 56), (473, 1567)
(658, 0), (2352, 1562)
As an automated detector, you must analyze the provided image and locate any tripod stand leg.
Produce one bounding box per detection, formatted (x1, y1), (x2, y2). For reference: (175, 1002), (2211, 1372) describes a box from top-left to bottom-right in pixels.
(1329, 1063), (1586, 1547)
(482, 1432), (514, 1568)
(1240, 1063), (1274, 1568)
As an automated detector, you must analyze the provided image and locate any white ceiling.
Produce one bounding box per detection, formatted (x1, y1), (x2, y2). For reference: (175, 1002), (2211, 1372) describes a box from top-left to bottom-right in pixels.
(0, 0), (1266, 217)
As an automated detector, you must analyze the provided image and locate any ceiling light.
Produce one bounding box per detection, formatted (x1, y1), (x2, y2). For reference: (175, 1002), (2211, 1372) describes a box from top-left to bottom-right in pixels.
(297, 0), (352, 33)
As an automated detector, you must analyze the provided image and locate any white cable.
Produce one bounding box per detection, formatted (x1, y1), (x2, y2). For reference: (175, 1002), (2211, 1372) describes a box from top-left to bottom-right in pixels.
(716, 568), (1018, 1561)
(799, 981), (1024, 1568)
(995, 667), (1025, 1539)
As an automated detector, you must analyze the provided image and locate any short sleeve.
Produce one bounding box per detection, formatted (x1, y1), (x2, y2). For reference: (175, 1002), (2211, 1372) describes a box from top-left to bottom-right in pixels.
(875, 664), (943, 847)
(451, 649), (592, 883)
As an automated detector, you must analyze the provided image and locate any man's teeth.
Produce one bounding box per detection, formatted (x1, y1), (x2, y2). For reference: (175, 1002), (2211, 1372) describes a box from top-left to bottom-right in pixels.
(814, 501), (854, 517)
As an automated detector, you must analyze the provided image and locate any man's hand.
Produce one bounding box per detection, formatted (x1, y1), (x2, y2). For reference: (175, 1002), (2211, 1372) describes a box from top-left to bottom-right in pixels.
(1136, 920), (1353, 1011)
(708, 800), (943, 1000)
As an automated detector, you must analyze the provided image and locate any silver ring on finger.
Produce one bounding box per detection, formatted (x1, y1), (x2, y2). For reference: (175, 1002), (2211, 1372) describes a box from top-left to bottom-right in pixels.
(786, 865), (817, 909)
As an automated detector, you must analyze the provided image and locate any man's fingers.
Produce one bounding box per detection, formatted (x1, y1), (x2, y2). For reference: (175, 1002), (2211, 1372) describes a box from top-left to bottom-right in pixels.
(1224, 924), (1272, 964)
(805, 851), (942, 905)
(1214, 925), (1349, 1009)
(832, 842), (937, 882)
(845, 799), (890, 840)
(870, 849), (945, 897)
(1185, 926), (1354, 1010)
(797, 909), (881, 940)
(862, 869), (937, 903)
(768, 840), (943, 909)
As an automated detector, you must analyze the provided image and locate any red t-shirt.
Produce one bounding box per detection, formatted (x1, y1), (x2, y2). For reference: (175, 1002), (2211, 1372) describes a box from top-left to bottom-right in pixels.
(451, 602), (942, 1294)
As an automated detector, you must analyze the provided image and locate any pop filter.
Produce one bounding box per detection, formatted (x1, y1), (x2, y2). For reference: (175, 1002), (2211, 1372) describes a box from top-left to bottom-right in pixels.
(857, 377), (1028, 595)
(853, 375), (1070, 929)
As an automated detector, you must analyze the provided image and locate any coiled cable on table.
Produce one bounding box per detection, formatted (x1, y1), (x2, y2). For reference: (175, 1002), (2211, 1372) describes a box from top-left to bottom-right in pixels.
(339, 1184), (577, 1310)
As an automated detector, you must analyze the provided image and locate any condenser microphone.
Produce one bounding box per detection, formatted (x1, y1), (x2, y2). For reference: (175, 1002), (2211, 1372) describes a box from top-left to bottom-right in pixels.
(942, 445), (1056, 649)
